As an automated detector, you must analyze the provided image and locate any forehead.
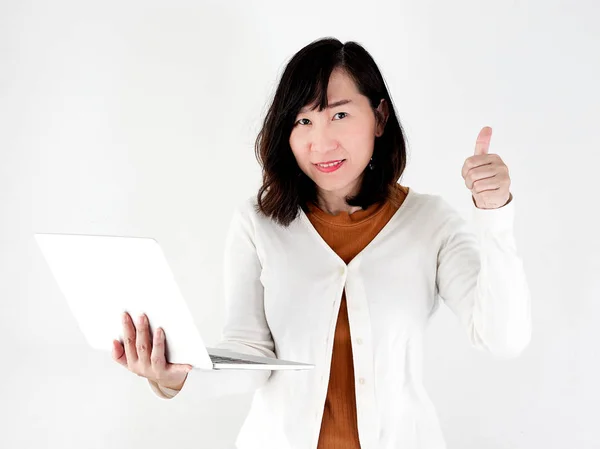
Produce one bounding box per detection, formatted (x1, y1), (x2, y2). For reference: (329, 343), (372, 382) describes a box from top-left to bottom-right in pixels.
(299, 68), (361, 113)
(327, 68), (359, 95)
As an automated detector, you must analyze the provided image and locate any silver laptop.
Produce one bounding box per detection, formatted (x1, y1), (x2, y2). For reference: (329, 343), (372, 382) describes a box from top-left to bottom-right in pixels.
(34, 232), (314, 371)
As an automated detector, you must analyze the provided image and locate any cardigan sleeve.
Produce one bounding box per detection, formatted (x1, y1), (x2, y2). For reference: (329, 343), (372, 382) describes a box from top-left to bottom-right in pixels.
(435, 194), (532, 358)
(147, 199), (276, 400)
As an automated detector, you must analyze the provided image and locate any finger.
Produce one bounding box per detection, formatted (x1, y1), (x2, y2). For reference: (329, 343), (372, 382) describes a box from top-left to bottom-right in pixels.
(474, 126), (492, 156)
(135, 314), (151, 366)
(472, 177), (502, 194)
(166, 363), (193, 379)
(122, 312), (138, 365)
(151, 328), (192, 380)
(150, 327), (167, 373)
(461, 154), (494, 180)
(464, 164), (497, 189)
(112, 340), (128, 367)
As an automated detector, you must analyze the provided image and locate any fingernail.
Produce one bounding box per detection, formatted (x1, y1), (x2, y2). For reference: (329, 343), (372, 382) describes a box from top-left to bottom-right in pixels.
(122, 312), (128, 323)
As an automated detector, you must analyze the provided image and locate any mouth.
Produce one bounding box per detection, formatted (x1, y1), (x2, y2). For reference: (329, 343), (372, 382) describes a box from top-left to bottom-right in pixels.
(313, 159), (346, 173)
(314, 159), (345, 166)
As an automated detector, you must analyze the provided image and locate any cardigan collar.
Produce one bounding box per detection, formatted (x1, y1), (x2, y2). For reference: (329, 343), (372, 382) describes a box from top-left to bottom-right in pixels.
(305, 184), (408, 227)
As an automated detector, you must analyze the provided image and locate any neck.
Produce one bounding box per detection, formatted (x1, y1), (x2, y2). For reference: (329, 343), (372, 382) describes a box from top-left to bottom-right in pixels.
(315, 184), (363, 216)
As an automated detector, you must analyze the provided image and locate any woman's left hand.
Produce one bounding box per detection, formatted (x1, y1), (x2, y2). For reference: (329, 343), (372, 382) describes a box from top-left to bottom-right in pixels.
(461, 126), (512, 209)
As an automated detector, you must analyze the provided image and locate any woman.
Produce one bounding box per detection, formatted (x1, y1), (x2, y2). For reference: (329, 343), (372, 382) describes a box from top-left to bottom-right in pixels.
(113, 37), (531, 449)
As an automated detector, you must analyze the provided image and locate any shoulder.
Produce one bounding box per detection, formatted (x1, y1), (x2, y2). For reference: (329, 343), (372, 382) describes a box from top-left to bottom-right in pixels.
(402, 188), (468, 238)
(230, 193), (283, 231)
(404, 187), (456, 217)
(232, 193), (258, 217)
(226, 194), (259, 230)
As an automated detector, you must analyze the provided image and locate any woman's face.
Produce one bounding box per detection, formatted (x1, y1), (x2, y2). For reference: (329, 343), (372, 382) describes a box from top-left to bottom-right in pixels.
(289, 67), (388, 198)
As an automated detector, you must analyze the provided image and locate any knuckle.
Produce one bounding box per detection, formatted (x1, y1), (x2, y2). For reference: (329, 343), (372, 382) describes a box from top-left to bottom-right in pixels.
(136, 343), (148, 353)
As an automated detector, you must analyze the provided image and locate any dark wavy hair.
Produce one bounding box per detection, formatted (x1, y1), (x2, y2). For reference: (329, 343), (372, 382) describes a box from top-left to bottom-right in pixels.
(254, 37), (409, 227)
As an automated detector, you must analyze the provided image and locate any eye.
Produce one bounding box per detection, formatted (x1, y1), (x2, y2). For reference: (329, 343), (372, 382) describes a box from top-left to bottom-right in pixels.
(294, 112), (348, 126)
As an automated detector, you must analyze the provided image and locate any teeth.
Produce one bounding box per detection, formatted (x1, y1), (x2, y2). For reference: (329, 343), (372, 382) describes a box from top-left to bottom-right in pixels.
(318, 161), (342, 168)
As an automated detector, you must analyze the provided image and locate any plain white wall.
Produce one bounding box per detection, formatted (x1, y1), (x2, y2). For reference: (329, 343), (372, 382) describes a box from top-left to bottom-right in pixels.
(2, 0), (599, 448)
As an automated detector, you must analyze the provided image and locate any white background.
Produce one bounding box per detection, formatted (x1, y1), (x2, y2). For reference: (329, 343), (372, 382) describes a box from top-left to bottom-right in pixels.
(2, 0), (599, 448)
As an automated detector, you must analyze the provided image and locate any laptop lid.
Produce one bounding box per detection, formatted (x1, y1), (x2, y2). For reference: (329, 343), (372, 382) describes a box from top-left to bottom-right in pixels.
(34, 233), (214, 369)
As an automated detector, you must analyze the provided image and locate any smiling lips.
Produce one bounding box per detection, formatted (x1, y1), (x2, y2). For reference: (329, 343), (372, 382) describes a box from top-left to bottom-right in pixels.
(314, 159), (345, 173)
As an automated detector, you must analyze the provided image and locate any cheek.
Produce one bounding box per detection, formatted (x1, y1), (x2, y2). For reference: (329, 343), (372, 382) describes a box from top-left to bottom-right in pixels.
(342, 130), (375, 161)
(289, 141), (310, 168)
(339, 117), (375, 142)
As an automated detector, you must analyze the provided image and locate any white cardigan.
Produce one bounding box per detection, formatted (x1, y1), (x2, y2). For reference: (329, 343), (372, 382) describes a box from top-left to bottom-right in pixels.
(148, 187), (532, 449)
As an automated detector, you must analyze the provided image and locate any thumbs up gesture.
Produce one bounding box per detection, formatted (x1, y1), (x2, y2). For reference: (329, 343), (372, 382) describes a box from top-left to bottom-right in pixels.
(461, 126), (512, 209)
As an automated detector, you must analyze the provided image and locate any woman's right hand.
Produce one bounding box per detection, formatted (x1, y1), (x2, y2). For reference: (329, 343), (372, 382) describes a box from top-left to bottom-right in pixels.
(112, 311), (193, 391)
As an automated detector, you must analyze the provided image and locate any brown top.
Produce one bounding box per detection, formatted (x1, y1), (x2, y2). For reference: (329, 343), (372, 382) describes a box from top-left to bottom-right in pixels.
(305, 183), (409, 449)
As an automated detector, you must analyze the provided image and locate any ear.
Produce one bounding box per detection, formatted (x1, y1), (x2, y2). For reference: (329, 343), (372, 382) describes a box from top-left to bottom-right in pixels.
(375, 98), (389, 137)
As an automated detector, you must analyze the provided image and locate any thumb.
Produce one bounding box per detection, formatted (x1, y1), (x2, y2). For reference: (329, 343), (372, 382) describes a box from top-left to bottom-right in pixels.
(474, 126), (492, 155)
(112, 340), (127, 367)
(166, 364), (193, 376)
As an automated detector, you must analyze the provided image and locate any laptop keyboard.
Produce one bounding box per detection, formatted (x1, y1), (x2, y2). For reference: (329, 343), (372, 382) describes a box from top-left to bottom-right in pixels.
(210, 354), (268, 365)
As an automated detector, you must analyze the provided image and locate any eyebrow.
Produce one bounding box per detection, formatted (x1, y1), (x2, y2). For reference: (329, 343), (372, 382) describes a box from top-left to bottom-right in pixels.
(299, 99), (353, 114)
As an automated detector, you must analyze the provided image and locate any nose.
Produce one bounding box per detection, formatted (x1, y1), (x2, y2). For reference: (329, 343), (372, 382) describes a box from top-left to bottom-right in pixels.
(309, 126), (338, 155)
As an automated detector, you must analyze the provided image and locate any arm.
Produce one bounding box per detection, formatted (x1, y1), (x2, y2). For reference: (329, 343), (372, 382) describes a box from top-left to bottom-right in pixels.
(148, 200), (276, 399)
(435, 194), (532, 358)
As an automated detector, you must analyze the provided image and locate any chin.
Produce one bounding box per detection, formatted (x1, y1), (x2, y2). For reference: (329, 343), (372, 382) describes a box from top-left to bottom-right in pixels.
(306, 164), (361, 191)
(315, 178), (358, 194)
